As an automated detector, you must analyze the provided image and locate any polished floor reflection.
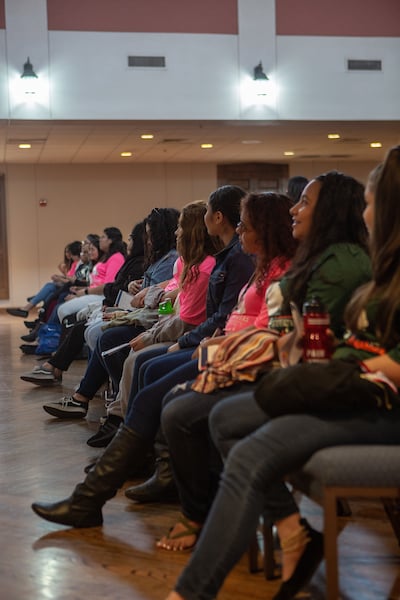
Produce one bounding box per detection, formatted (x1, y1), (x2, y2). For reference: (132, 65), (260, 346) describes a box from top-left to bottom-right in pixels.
(0, 313), (399, 600)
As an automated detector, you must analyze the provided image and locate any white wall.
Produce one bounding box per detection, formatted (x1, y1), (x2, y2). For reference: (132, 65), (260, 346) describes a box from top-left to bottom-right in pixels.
(1, 0), (399, 121)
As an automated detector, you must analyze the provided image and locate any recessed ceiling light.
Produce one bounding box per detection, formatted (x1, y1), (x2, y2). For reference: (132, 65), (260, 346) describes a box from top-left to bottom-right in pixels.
(370, 142), (382, 148)
(241, 140), (262, 145)
(120, 151), (132, 157)
(284, 151), (295, 156)
(141, 134), (154, 140)
(327, 133), (340, 139)
(201, 143), (213, 149)
(18, 143), (31, 149)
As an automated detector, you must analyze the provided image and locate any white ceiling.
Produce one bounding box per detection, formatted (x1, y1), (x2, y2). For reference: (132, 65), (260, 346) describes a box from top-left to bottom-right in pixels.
(0, 119), (399, 164)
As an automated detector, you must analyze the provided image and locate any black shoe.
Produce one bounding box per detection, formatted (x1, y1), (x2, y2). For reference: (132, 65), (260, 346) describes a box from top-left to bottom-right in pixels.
(32, 497), (103, 528)
(272, 519), (324, 600)
(86, 415), (123, 448)
(24, 319), (39, 329)
(31, 425), (150, 528)
(7, 308), (29, 318)
(21, 330), (39, 342)
(21, 320), (43, 342)
(124, 450), (178, 503)
(20, 344), (38, 355)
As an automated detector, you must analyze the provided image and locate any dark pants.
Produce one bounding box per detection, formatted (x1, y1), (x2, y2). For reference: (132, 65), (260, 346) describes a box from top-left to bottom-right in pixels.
(77, 324), (144, 399)
(49, 321), (86, 371)
(124, 351), (198, 439)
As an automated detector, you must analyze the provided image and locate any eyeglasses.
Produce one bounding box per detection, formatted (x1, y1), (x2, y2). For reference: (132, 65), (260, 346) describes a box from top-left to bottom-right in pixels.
(237, 221), (249, 232)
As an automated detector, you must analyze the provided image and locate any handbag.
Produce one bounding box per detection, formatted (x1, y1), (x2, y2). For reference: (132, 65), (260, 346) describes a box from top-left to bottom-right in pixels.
(254, 358), (399, 417)
(191, 328), (279, 394)
(35, 323), (62, 355)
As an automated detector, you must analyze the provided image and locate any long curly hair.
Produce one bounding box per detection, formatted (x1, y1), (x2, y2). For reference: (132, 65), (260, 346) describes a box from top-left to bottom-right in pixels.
(345, 147), (400, 347)
(144, 208), (180, 268)
(177, 200), (222, 288)
(283, 171), (369, 311)
(242, 192), (298, 292)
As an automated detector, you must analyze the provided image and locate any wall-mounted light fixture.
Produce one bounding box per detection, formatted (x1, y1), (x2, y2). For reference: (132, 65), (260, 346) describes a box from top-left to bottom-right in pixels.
(20, 57), (38, 95)
(253, 61), (269, 96)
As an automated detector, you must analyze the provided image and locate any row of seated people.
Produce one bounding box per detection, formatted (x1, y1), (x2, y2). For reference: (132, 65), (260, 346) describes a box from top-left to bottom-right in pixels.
(21, 155), (400, 600)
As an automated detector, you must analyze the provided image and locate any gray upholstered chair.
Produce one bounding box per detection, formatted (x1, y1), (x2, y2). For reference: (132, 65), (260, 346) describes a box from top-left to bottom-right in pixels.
(249, 445), (400, 599)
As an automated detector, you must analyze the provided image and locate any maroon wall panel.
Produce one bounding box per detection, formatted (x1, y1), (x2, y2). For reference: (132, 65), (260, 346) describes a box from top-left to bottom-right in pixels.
(47, 0), (238, 33)
(276, 0), (400, 36)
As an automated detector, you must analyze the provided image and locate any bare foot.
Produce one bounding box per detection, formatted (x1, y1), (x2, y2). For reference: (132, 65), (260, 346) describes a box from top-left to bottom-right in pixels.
(157, 517), (201, 551)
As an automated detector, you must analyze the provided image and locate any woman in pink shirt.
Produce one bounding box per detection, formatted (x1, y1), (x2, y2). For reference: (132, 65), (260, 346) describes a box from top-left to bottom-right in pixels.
(57, 227), (126, 323)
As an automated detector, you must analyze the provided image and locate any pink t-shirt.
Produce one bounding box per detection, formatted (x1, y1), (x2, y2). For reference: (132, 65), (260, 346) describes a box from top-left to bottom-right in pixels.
(67, 260), (79, 278)
(175, 255), (216, 325)
(90, 252), (125, 288)
(224, 257), (291, 333)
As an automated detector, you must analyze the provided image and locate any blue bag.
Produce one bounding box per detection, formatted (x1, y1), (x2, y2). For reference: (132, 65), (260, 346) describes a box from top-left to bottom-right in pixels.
(35, 323), (62, 355)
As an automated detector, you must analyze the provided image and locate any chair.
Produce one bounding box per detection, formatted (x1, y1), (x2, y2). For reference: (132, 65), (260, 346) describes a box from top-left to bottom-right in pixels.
(288, 445), (400, 600)
(249, 445), (400, 598)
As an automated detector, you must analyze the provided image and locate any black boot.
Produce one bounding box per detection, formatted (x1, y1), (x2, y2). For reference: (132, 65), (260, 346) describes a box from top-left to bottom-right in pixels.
(31, 425), (150, 528)
(124, 442), (178, 503)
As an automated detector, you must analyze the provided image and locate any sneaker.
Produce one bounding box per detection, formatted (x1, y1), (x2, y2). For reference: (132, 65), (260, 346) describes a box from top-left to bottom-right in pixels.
(86, 414), (123, 447)
(20, 365), (61, 386)
(43, 396), (88, 419)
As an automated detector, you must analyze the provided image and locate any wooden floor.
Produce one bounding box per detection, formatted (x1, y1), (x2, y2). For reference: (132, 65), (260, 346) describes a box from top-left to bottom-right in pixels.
(1, 312), (399, 600)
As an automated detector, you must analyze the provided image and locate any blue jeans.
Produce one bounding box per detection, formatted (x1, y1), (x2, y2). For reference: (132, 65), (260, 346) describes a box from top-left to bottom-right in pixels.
(30, 281), (59, 307)
(124, 351), (198, 439)
(174, 399), (400, 599)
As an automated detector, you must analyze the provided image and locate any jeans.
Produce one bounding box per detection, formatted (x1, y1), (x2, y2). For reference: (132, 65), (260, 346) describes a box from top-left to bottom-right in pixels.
(174, 401), (400, 600)
(124, 352), (199, 440)
(161, 383), (256, 523)
(29, 281), (59, 307)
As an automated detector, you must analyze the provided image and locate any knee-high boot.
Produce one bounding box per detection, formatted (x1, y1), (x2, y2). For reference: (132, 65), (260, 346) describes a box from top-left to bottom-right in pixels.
(124, 439), (178, 503)
(31, 425), (150, 528)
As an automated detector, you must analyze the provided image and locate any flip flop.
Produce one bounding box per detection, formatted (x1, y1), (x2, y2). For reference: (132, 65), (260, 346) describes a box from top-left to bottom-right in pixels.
(158, 515), (202, 551)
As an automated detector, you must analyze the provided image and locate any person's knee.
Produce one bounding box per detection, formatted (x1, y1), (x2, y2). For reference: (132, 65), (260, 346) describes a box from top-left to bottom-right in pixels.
(161, 390), (191, 439)
(209, 401), (229, 452)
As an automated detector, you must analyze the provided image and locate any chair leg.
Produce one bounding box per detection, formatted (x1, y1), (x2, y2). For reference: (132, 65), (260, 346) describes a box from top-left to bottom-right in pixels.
(382, 497), (400, 546)
(262, 520), (278, 580)
(248, 534), (260, 573)
(324, 488), (340, 600)
(248, 521), (278, 579)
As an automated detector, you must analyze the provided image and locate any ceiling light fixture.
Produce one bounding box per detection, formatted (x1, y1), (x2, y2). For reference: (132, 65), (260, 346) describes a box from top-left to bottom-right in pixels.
(201, 143), (213, 149)
(327, 133), (340, 139)
(120, 151), (132, 157)
(20, 57), (38, 95)
(141, 134), (154, 140)
(18, 143), (31, 149)
(284, 151), (295, 156)
(370, 142), (382, 148)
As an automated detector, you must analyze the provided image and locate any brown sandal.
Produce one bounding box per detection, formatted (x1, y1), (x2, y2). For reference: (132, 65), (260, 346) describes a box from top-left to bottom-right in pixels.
(157, 515), (202, 552)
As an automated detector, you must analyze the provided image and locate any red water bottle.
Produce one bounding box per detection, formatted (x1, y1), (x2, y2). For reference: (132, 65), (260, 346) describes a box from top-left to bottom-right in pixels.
(302, 296), (332, 363)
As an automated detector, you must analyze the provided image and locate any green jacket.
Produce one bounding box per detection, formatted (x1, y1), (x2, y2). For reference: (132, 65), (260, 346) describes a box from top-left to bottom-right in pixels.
(279, 242), (372, 338)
